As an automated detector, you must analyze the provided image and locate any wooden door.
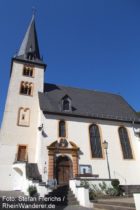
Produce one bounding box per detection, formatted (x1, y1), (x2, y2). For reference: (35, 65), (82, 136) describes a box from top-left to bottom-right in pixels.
(56, 156), (72, 185)
(58, 165), (70, 184)
(17, 146), (27, 161)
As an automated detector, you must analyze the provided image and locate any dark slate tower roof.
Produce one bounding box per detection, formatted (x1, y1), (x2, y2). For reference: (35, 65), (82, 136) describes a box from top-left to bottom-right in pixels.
(18, 15), (40, 58)
(14, 15), (46, 67)
(39, 83), (140, 123)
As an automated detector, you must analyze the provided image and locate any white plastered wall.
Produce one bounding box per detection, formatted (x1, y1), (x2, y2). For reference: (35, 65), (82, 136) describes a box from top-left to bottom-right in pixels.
(0, 60), (44, 190)
(40, 113), (140, 185)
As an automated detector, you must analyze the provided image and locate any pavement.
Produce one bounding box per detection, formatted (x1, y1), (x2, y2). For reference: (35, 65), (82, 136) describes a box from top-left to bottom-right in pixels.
(0, 191), (135, 210)
(97, 196), (135, 204)
(63, 206), (93, 210)
(93, 197), (135, 210)
(56, 197), (135, 210)
(55, 206), (93, 210)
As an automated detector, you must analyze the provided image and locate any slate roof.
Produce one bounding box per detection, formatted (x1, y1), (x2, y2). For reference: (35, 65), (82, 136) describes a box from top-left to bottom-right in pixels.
(14, 15), (46, 67)
(38, 83), (140, 123)
(137, 112), (140, 118)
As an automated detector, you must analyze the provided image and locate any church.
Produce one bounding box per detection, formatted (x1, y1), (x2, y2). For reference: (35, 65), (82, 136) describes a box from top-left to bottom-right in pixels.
(0, 15), (140, 196)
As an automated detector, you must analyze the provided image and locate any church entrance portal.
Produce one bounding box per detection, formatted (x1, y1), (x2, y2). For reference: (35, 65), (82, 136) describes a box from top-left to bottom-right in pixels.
(56, 156), (73, 185)
(47, 141), (79, 183)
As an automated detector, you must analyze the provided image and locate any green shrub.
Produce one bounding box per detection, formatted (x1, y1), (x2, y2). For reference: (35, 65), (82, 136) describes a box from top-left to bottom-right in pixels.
(80, 181), (104, 199)
(111, 179), (120, 188)
(80, 180), (123, 199)
(28, 185), (37, 197)
(80, 180), (90, 189)
(111, 179), (123, 196)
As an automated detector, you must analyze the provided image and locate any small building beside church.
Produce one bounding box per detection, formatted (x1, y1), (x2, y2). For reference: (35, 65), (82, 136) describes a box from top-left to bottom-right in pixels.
(0, 15), (140, 195)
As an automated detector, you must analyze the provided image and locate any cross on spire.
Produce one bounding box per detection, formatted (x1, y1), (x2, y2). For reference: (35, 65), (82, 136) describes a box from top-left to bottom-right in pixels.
(32, 7), (37, 16)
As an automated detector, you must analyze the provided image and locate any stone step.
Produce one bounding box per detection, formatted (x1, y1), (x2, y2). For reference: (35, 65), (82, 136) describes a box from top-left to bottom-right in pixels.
(68, 201), (80, 205)
(47, 185), (79, 206)
(50, 192), (75, 198)
(68, 197), (79, 202)
(67, 194), (77, 200)
(39, 182), (47, 186)
(67, 190), (76, 195)
(94, 208), (109, 210)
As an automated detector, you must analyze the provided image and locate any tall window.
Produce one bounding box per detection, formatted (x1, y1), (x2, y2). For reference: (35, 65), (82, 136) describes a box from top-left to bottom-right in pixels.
(20, 81), (33, 96)
(17, 145), (27, 161)
(23, 65), (34, 77)
(89, 124), (103, 158)
(118, 127), (133, 159)
(59, 120), (66, 137)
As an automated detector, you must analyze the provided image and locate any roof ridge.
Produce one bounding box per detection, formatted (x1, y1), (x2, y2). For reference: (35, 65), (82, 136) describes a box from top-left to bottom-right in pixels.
(44, 82), (121, 97)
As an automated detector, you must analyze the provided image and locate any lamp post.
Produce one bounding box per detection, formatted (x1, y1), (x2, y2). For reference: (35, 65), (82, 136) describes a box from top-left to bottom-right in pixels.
(102, 140), (111, 179)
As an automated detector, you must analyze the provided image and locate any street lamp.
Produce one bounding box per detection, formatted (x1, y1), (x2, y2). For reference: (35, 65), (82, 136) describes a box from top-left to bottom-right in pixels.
(102, 140), (111, 179)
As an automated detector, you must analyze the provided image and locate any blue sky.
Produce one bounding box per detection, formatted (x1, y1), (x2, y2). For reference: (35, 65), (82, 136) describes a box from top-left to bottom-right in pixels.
(0, 0), (140, 126)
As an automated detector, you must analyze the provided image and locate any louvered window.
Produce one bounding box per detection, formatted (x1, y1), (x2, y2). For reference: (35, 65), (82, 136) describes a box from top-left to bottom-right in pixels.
(23, 65), (34, 77)
(20, 81), (33, 96)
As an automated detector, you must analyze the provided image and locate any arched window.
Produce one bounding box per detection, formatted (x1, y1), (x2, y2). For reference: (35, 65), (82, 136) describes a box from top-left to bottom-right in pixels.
(23, 65), (34, 77)
(27, 51), (36, 61)
(28, 83), (33, 95)
(63, 99), (70, 111)
(20, 81), (33, 96)
(118, 127), (133, 159)
(18, 107), (30, 126)
(20, 82), (25, 94)
(62, 95), (71, 111)
(59, 120), (66, 137)
(89, 124), (103, 158)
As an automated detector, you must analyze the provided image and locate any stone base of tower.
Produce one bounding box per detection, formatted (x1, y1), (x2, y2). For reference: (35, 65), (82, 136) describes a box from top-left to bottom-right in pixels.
(0, 144), (48, 196)
(0, 162), (50, 197)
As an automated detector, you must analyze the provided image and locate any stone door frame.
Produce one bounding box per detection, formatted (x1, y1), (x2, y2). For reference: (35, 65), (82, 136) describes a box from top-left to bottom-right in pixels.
(47, 141), (79, 181)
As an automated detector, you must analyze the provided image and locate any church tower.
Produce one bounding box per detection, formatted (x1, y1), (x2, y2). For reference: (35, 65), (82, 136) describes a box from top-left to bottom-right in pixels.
(0, 15), (46, 190)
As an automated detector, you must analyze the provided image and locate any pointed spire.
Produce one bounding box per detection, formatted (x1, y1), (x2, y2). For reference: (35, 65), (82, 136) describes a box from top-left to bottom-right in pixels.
(17, 14), (41, 61)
